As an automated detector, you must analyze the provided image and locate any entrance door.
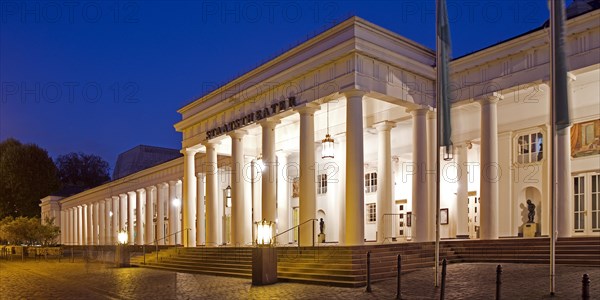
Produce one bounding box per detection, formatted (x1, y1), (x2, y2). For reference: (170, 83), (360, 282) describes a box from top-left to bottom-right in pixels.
(292, 207), (299, 242)
(573, 172), (600, 235)
(467, 196), (480, 239)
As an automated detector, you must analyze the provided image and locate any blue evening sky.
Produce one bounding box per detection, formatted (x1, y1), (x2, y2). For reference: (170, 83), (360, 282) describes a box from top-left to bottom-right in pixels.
(0, 0), (569, 172)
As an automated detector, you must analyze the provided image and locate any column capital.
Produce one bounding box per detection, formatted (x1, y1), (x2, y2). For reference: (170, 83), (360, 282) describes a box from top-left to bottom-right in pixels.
(183, 148), (199, 156)
(476, 92), (503, 105)
(228, 129), (248, 139)
(201, 140), (219, 148)
(343, 89), (366, 99)
(258, 118), (281, 128)
(374, 121), (396, 132)
(406, 106), (431, 116)
(145, 186), (156, 193)
(294, 102), (320, 115)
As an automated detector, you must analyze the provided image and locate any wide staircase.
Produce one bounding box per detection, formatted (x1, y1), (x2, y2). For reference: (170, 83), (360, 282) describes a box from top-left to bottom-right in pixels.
(131, 237), (598, 287)
(131, 242), (456, 287)
(443, 236), (600, 265)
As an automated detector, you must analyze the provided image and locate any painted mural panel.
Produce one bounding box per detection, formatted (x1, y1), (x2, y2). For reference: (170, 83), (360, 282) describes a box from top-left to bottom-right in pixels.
(571, 119), (600, 158)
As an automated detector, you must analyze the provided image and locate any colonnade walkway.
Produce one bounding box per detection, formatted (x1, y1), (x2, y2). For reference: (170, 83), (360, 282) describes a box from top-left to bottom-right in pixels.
(1, 259), (598, 299)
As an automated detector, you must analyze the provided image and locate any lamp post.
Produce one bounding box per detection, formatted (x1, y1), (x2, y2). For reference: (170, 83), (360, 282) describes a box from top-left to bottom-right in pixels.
(115, 230), (130, 267)
(252, 219), (277, 285)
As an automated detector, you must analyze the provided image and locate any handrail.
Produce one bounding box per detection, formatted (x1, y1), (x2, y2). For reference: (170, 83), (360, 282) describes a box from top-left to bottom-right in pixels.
(273, 218), (318, 248)
(141, 228), (191, 264)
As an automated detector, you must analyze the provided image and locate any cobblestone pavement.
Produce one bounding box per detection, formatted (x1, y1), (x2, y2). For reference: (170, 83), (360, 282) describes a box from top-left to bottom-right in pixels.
(1, 259), (598, 299)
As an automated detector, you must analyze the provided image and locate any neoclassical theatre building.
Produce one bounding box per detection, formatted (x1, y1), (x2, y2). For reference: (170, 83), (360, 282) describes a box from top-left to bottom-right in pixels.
(41, 7), (600, 248)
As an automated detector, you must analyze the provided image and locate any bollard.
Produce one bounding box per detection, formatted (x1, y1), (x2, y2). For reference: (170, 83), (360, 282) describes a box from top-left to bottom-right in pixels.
(366, 251), (372, 292)
(440, 258), (447, 300)
(582, 274), (590, 300)
(496, 265), (502, 300)
(396, 254), (402, 299)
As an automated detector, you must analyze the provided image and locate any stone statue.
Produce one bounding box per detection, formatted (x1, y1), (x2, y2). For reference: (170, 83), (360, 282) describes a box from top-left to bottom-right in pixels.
(319, 218), (324, 234)
(527, 199), (536, 223)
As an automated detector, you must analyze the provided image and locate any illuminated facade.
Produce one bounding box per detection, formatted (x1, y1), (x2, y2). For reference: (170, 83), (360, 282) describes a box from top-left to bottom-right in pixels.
(41, 9), (600, 247)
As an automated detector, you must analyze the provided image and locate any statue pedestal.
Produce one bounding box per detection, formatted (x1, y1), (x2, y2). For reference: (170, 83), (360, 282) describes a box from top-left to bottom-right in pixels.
(523, 223), (537, 238)
(318, 233), (325, 243)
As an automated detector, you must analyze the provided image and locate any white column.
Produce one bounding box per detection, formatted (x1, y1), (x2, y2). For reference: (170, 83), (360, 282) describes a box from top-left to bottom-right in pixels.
(127, 192), (135, 245)
(93, 202), (99, 245)
(427, 110), (437, 241)
(296, 103), (320, 246)
(202, 141), (219, 247)
(135, 190), (144, 245)
(156, 184), (166, 245)
(375, 121), (396, 242)
(112, 196), (119, 244)
(82, 204), (88, 245)
(479, 93), (502, 239)
(99, 200), (106, 244)
(60, 210), (66, 245)
(337, 134), (347, 244)
(230, 130), (247, 246)
(276, 151), (289, 242)
(196, 174), (206, 245)
(456, 143), (470, 238)
(119, 194), (127, 233)
(345, 91), (365, 245)
(183, 149), (198, 247)
(75, 205), (83, 245)
(145, 186), (155, 244)
(557, 75), (575, 237)
(410, 107), (429, 242)
(168, 181), (177, 245)
(260, 120), (280, 228)
(105, 199), (112, 244)
(345, 91), (366, 246)
(68, 208), (74, 245)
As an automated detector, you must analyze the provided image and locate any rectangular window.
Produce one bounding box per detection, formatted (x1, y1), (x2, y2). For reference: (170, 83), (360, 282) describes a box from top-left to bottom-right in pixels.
(317, 174), (327, 194)
(364, 172), (378, 193)
(592, 174), (599, 231)
(517, 132), (543, 164)
(574, 175), (585, 231)
(366, 203), (376, 223)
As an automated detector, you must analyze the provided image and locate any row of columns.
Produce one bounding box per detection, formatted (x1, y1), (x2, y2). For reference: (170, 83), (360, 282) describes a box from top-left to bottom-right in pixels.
(61, 181), (184, 246)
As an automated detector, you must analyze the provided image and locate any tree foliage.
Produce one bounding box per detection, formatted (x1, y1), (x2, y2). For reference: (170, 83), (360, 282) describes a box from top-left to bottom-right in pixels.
(56, 152), (110, 190)
(0, 216), (60, 246)
(0, 139), (60, 218)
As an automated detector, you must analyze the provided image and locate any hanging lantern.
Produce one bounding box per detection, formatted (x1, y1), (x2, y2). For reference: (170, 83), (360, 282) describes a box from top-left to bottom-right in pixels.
(225, 185), (232, 208)
(321, 102), (335, 159)
(322, 134), (335, 159)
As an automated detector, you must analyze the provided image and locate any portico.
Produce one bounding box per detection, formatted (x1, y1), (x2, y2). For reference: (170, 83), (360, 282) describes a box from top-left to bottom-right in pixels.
(41, 11), (600, 247)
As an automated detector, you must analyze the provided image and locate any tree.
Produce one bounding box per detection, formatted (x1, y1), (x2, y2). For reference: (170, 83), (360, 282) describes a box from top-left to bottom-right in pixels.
(0, 139), (60, 218)
(56, 152), (110, 190)
(0, 216), (60, 246)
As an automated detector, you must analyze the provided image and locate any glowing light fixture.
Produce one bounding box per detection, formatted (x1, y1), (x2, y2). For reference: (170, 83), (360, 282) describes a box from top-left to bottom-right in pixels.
(321, 102), (334, 159)
(109, 211), (113, 217)
(256, 219), (274, 246)
(225, 185), (232, 208)
(172, 198), (181, 207)
(256, 155), (265, 171)
(117, 231), (128, 244)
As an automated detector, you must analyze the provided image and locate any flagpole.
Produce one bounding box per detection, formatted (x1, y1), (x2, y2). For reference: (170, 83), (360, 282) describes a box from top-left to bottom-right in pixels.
(434, 0), (442, 288)
(549, 0), (560, 295)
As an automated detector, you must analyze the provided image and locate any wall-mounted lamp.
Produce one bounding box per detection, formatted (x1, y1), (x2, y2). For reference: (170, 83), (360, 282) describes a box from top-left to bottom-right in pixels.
(225, 185), (232, 208)
(172, 198), (181, 207)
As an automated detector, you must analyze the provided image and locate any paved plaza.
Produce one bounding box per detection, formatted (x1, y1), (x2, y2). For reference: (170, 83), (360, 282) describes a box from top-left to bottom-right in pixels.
(1, 259), (598, 299)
